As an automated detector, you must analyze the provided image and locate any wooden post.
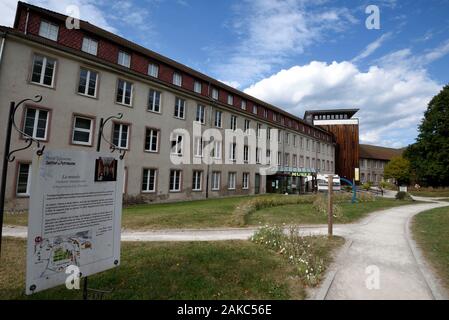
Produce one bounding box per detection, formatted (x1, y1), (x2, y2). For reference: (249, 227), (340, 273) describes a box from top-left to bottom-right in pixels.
(328, 174), (333, 237)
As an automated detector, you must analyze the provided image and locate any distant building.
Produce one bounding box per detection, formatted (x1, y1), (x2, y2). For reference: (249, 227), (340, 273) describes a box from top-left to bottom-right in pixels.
(359, 144), (404, 184)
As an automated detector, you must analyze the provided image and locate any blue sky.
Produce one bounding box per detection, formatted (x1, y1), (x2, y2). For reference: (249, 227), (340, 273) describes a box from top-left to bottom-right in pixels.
(1, 0), (449, 147)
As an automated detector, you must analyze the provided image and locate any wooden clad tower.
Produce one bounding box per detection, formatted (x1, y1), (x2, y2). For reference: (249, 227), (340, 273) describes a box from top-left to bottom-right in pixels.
(304, 109), (360, 182)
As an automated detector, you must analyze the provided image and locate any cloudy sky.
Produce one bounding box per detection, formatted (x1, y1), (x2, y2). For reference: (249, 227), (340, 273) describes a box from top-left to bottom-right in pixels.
(1, 0), (449, 147)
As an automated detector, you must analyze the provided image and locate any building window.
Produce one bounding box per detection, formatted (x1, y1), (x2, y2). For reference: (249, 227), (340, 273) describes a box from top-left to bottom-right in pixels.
(81, 37), (98, 55)
(214, 110), (222, 128)
(174, 97), (186, 119)
(230, 115), (237, 130)
(300, 156), (304, 167)
(230, 143), (236, 161)
(241, 100), (247, 110)
(112, 123), (129, 149)
(31, 54), (56, 87)
(211, 88), (219, 100)
(252, 105), (258, 114)
(171, 134), (183, 155)
(293, 154), (298, 167)
(194, 81), (202, 94)
(195, 104), (205, 124)
(145, 128), (159, 152)
(169, 170), (182, 192)
(273, 113), (277, 122)
(118, 51), (131, 68)
(211, 172), (221, 190)
(267, 128), (272, 140)
(212, 140), (222, 159)
(72, 116), (93, 145)
(194, 137), (204, 157)
(242, 173), (249, 190)
(278, 131), (282, 143)
(227, 94), (234, 105)
(39, 20), (59, 41)
(244, 119), (250, 133)
(173, 72), (182, 86)
(142, 169), (157, 193)
(192, 171), (203, 191)
(116, 79), (133, 106)
(277, 152), (282, 166)
(148, 89), (161, 113)
(257, 123), (262, 138)
(266, 149), (271, 165)
(294, 135), (297, 147)
(148, 63), (159, 78)
(228, 172), (236, 190)
(16, 163), (31, 196)
(23, 107), (49, 140)
(243, 145), (249, 163)
(256, 148), (261, 164)
(284, 153), (290, 166)
(285, 133), (290, 145)
(78, 68), (98, 97)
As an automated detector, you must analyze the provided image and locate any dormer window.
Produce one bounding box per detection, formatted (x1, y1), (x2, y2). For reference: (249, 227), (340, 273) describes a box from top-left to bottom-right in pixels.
(39, 20), (59, 41)
(241, 100), (247, 110)
(173, 72), (182, 86)
(118, 51), (131, 68)
(148, 63), (159, 78)
(194, 81), (202, 94)
(227, 94), (234, 105)
(252, 105), (258, 115)
(82, 37), (98, 56)
(212, 88), (219, 100)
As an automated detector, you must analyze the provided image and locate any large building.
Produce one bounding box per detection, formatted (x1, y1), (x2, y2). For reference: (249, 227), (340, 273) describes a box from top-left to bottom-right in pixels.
(0, 2), (336, 210)
(359, 144), (404, 185)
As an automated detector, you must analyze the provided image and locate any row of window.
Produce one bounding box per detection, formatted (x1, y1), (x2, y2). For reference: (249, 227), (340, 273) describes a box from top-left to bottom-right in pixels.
(36, 20), (331, 142)
(16, 162), (250, 196)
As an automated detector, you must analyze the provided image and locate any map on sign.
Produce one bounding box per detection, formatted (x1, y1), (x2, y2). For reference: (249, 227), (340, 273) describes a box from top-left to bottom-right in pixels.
(26, 150), (123, 295)
(33, 230), (93, 277)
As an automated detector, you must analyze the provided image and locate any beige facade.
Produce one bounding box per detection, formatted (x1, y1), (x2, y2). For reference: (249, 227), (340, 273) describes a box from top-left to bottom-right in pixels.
(360, 158), (387, 184)
(0, 34), (335, 210)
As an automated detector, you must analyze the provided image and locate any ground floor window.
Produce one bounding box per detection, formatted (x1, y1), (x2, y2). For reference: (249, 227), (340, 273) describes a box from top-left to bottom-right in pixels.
(242, 172), (249, 189)
(212, 171), (221, 190)
(170, 170), (182, 192)
(16, 163), (31, 196)
(228, 172), (236, 190)
(142, 168), (157, 192)
(192, 170), (203, 191)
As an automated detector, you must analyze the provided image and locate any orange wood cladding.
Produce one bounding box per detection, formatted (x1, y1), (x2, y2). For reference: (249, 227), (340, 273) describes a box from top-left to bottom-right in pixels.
(320, 124), (359, 181)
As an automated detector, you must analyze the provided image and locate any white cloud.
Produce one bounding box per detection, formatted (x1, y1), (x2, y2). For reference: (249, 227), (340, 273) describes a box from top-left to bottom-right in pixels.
(212, 0), (358, 87)
(352, 32), (392, 63)
(244, 55), (442, 147)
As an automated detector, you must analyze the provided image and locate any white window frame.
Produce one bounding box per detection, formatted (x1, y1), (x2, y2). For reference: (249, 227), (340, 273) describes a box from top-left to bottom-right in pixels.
(169, 170), (182, 192)
(81, 37), (98, 55)
(171, 134), (184, 155)
(23, 107), (49, 141)
(242, 173), (249, 190)
(228, 172), (236, 190)
(214, 110), (222, 128)
(230, 143), (237, 161)
(256, 148), (262, 164)
(39, 20), (59, 41)
(142, 168), (157, 193)
(174, 97), (186, 119)
(244, 119), (250, 133)
(192, 171), (203, 191)
(212, 140), (222, 159)
(252, 105), (258, 114)
(196, 104), (205, 124)
(230, 115), (237, 130)
(211, 172), (221, 191)
(113, 123), (129, 150)
(72, 116), (93, 146)
(227, 94), (234, 105)
(148, 89), (161, 113)
(211, 88), (219, 100)
(241, 100), (247, 110)
(78, 68), (98, 97)
(194, 81), (202, 94)
(145, 128), (159, 153)
(16, 163), (32, 196)
(173, 72), (182, 86)
(116, 79), (133, 106)
(194, 137), (204, 157)
(243, 145), (249, 163)
(118, 51), (131, 68)
(31, 54), (56, 87)
(148, 63), (159, 78)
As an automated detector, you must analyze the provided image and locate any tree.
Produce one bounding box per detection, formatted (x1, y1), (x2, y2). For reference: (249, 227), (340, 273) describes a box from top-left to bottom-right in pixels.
(384, 156), (411, 186)
(404, 84), (449, 186)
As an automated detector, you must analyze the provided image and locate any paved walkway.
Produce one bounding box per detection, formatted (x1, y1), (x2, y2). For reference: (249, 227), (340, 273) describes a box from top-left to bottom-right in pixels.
(3, 196), (448, 299)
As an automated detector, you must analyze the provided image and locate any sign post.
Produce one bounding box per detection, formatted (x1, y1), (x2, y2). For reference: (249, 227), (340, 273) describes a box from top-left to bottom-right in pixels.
(25, 149), (123, 295)
(327, 174), (333, 237)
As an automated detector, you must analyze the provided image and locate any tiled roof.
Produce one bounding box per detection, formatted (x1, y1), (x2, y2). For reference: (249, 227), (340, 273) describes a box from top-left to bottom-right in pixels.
(359, 144), (404, 161)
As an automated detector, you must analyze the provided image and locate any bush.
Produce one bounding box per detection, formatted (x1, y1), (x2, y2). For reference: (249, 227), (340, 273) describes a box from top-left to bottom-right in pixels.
(251, 225), (327, 286)
(312, 194), (342, 219)
(395, 191), (412, 201)
(362, 182), (373, 191)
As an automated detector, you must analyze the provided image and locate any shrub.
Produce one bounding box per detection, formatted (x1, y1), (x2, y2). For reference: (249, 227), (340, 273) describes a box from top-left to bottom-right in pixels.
(362, 182), (373, 191)
(251, 225), (327, 286)
(395, 191), (412, 201)
(312, 194), (342, 219)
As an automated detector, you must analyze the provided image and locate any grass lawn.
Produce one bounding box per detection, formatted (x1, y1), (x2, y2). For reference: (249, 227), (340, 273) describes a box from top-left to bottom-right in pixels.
(410, 190), (449, 198)
(4, 195), (418, 230)
(247, 198), (417, 225)
(412, 206), (449, 291)
(0, 236), (343, 300)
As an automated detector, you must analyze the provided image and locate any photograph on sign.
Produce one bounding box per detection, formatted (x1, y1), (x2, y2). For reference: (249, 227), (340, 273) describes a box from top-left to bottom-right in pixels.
(25, 150), (124, 295)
